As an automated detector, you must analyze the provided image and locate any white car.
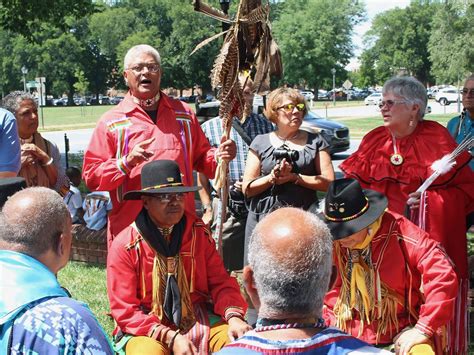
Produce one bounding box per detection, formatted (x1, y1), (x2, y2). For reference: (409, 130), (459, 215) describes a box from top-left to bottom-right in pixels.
(435, 88), (460, 106)
(364, 92), (382, 105)
(300, 90), (315, 101)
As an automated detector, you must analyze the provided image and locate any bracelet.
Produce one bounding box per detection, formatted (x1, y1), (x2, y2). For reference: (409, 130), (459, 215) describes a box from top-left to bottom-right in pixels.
(168, 331), (180, 350)
(41, 157), (54, 166)
(294, 173), (302, 185)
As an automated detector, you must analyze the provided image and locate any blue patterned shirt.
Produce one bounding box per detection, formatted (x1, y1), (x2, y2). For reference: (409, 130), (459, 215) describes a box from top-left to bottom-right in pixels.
(10, 297), (113, 354)
(201, 113), (274, 184)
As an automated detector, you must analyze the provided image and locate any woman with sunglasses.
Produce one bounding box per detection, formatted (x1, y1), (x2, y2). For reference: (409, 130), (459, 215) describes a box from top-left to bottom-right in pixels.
(340, 76), (473, 354)
(242, 87), (335, 263)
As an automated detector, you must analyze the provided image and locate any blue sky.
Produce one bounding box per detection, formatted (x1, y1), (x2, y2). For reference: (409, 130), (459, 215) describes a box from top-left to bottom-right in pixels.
(347, 0), (411, 70)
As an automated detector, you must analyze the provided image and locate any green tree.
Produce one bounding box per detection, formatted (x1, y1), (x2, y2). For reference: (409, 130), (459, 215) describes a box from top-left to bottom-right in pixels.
(428, 2), (474, 84)
(360, 1), (439, 86)
(0, 0), (95, 40)
(272, 0), (365, 93)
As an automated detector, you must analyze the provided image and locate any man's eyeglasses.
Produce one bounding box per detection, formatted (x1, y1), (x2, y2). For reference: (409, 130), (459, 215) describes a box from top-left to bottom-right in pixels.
(277, 103), (305, 113)
(152, 193), (186, 203)
(378, 100), (409, 109)
(461, 88), (474, 96)
(127, 63), (160, 74)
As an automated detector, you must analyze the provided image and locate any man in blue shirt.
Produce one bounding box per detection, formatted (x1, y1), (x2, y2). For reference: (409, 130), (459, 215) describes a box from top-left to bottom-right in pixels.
(0, 187), (113, 354)
(197, 76), (273, 271)
(447, 74), (474, 171)
(0, 108), (21, 177)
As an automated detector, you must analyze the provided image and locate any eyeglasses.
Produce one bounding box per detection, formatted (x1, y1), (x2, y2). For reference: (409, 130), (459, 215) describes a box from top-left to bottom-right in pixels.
(461, 88), (474, 96)
(127, 63), (160, 74)
(378, 100), (409, 109)
(277, 103), (305, 113)
(152, 193), (186, 203)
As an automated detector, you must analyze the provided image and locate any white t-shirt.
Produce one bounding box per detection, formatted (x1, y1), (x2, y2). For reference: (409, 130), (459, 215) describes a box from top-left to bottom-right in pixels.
(64, 186), (83, 223)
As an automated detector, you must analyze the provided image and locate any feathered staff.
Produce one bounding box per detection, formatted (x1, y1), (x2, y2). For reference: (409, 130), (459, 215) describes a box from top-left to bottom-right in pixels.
(192, 0), (282, 255)
(407, 133), (473, 228)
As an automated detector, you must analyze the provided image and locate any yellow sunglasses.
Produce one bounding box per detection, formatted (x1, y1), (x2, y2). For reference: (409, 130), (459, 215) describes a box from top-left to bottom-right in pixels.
(277, 103), (305, 113)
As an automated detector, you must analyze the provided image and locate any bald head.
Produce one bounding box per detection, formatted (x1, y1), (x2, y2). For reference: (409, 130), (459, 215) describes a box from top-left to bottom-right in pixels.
(0, 187), (70, 257)
(248, 207), (332, 317)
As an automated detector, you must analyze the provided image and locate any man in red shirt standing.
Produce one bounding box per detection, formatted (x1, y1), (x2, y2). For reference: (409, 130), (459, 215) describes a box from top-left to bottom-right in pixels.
(83, 44), (236, 245)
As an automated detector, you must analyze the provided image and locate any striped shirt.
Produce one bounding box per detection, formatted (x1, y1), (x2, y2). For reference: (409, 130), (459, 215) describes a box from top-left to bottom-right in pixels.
(216, 327), (390, 354)
(201, 113), (274, 184)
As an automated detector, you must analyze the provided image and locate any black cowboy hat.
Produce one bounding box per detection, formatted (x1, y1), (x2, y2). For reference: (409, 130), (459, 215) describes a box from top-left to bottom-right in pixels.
(0, 177), (26, 208)
(123, 160), (201, 200)
(315, 178), (388, 241)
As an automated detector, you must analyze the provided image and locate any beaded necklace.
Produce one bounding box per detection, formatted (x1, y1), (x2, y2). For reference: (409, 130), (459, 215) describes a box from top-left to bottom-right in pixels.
(254, 318), (326, 332)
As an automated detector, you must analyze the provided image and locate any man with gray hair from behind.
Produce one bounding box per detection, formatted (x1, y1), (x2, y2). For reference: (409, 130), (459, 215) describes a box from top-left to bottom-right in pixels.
(217, 207), (389, 354)
(0, 187), (113, 354)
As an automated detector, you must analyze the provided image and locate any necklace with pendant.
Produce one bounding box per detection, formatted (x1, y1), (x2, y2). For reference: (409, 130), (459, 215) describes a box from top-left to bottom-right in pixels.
(390, 133), (404, 166)
(132, 92), (161, 108)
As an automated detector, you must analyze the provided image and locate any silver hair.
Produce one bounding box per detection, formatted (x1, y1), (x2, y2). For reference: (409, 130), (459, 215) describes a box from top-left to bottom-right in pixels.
(248, 209), (333, 316)
(2, 91), (37, 115)
(0, 187), (69, 257)
(464, 74), (474, 85)
(123, 44), (161, 70)
(382, 76), (427, 120)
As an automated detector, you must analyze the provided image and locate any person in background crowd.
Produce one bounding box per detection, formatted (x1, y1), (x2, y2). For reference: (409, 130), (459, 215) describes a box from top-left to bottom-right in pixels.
(447, 73), (474, 171)
(64, 166), (84, 224)
(83, 191), (112, 231)
(0, 108), (21, 178)
(197, 75), (274, 271)
(0, 187), (112, 354)
(217, 207), (388, 354)
(447, 74), (474, 234)
(83, 44), (236, 246)
(319, 179), (458, 355)
(339, 76), (473, 354)
(2, 92), (69, 195)
(107, 160), (250, 355)
(242, 87), (334, 264)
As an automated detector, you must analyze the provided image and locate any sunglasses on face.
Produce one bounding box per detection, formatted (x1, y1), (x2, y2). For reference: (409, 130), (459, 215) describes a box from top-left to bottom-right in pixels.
(461, 88), (474, 95)
(152, 193), (186, 203)
(277, 103), (306, 113)
(127, 63), (160, 74)
(378, 99), (409, 109)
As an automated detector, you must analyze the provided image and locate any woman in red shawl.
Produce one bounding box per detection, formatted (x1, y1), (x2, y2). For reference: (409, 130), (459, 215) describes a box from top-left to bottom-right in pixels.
(340, 76), (473, 354)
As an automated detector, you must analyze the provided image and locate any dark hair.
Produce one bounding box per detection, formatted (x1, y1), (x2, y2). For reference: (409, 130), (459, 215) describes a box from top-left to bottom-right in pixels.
(66, 166), (81, 179)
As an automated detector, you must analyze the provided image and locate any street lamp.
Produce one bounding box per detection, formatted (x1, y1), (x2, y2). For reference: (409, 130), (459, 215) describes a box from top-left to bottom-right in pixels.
(21, 66), (28, 92)
(219, 0), (231, 33)
(331, 68), (336, 106)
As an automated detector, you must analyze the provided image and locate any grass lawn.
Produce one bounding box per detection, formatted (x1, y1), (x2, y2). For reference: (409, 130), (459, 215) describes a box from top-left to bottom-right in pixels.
(37, 105), (113, 131)
(335, 113), (454, 139)
(58, 261), (115, 338)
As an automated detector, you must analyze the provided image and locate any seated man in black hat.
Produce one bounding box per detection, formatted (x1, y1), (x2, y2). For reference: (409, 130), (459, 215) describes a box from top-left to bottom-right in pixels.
(107, 160), (251, 355)
(319, 178), (458, 355)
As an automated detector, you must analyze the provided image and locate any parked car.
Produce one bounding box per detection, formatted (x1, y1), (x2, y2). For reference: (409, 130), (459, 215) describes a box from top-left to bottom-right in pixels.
(300, 90), (315, 101)
(74, 97), (86, 106)
(364, 92), (382, 105)
(317, 90), (328, 100)
(110, 96), (125, 105)
(435, 88), (460, 106)
(301, 111), (350, 155)
(195, 100), (350, 155)
(178, 95), (198, 103)
(53, 97), (68, 106)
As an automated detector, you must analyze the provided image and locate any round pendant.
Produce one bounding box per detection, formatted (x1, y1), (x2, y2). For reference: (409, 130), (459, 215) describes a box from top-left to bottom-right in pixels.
(390, 153), (404, 166)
